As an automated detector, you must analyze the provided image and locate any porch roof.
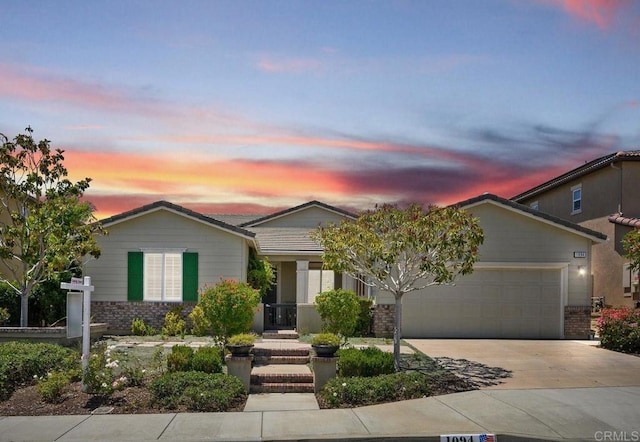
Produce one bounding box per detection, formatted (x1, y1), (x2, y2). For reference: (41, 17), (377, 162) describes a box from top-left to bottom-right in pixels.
(252, 227), (323, 255)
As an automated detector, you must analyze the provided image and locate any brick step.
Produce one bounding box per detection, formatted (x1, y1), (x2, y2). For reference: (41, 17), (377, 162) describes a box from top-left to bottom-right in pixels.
(250, 372), (313, 385)
(253, 347), (310, 357)
(250, 382), (314, 394)
(254, 355), (310, 365)
(262, 330), (299, 340)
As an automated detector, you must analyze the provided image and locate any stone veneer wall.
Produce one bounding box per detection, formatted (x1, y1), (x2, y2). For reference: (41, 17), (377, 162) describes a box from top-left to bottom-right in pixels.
(564, 305), (592, 339)
(372, 304), (395, 338)
(92, 301), (197, 333)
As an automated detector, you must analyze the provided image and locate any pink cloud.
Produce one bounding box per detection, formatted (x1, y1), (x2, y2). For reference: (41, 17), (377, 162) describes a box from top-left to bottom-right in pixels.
(538, 0), (632, 30)
(257, 56), (326, 73)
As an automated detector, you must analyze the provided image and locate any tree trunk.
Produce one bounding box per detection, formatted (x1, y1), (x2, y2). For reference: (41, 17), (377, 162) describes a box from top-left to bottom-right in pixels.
(20, 293), (29, 327)
(393, 294), (403, 371)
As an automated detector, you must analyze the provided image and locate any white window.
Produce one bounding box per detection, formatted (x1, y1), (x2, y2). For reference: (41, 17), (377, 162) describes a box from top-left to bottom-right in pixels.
(530, 201), (539, 211)
(571, 184), (582, 214)
(144, 252), (182, 301)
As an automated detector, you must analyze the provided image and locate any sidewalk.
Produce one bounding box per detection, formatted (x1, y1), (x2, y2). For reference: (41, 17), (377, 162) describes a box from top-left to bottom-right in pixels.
(1, 386), (639, 441)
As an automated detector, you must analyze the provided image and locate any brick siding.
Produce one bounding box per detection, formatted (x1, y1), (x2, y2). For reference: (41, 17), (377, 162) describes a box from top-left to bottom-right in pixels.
(564, 305), (591, 339)
(91, 301), (197, 333)
(372, 304), (395, 338)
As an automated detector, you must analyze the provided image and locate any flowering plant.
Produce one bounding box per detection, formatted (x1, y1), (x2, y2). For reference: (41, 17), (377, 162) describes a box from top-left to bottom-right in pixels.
(597, 308), (640, 353)
(83, 342), (143, 394)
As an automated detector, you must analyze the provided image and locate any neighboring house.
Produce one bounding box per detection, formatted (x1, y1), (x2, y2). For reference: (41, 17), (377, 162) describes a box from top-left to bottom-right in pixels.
(512, 151), (640, 308)
(374, 194), (606, 339)
(85, 194), (604, 339)
(84, 200), (359, 333)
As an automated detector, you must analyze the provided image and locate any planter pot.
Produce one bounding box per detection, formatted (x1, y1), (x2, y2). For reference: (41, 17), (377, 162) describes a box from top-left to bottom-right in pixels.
(312, 344), (339, 357)
(226, 344), (254, 356)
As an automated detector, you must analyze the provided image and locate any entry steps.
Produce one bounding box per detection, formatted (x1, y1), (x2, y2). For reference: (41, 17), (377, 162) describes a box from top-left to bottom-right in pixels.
(250, 337), (313, 393)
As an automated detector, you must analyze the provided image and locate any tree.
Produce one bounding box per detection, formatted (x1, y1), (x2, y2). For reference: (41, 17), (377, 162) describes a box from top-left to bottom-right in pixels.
(0, 127), (103, 327)
(247, 248), (275, 297)
(312, 203), (484, 370)
(623, 228), (640, 273)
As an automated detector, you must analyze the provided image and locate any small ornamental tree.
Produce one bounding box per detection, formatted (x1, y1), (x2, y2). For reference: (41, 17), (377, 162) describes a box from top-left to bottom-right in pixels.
(312, 203), (484, 370)
(0, 127), (104, 327)
(198, 279), (260, 347)
(623, 228), (640, 273)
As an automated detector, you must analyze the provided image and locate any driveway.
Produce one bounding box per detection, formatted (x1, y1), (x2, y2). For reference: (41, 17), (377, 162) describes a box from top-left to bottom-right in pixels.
(406, 339), (640, 389)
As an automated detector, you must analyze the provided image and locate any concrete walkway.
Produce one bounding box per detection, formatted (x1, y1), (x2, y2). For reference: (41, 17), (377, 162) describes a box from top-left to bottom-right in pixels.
(1, 339), (640, 441)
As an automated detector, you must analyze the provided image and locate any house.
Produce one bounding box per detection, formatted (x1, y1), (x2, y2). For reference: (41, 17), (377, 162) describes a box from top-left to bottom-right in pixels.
(373, 194), (606, 339)
(85, 194), (604, 339)
(84, 200), (359, 333)
(512, 150), (640, 308)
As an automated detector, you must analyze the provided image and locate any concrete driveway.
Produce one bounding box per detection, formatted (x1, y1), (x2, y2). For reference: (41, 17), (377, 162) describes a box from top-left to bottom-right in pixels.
(406, 339), (640, 389)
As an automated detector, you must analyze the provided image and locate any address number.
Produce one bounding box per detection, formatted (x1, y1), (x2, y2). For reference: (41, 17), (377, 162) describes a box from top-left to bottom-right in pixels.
(441, 434), (496, 442)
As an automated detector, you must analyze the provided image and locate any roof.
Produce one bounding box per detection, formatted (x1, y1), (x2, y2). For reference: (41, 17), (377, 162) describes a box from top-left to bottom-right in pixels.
(241, 200), (356, 227)
(456, 193), (607, 242)
(512, 150), (640, 202)
(209, 214), (263, 226)
(608, 215), (640, 228)
(251, 227), (323, 255)
(98, 200), (256, 239)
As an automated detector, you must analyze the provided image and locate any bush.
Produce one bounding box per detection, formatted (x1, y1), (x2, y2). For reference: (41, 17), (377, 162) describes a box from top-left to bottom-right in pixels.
(0, 342), (78, 401)
(311, 333), (340, 346)
(320, 372), (432, 408)
(198, 279), (260, 344)
(83, 343), (123, 395)
(37, 371), (69, 403)
(191, 347), (223, 374)
(597, 308), (640, 353)
(167, 345), (194, 372)
(162, 306), (186, 337)
(131, 318), (155, 336)
(314, 289), (360, 338)
(149, 371), (246, 411)
(337, 347), (395, 377)
(188, 305), (210, 336)
(228, 333), (256, 346)
(0, 307), (9, 324)
(355, 298), (373, 336)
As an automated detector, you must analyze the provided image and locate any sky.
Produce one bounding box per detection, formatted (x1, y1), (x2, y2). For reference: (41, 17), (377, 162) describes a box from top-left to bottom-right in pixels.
(1, 0), (639, 220)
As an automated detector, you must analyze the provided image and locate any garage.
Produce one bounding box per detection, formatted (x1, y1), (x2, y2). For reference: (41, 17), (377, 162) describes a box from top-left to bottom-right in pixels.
(401, 267), (563, 339)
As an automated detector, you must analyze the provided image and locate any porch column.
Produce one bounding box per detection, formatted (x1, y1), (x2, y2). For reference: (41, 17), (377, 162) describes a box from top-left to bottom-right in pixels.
(296, 260), (309, 304)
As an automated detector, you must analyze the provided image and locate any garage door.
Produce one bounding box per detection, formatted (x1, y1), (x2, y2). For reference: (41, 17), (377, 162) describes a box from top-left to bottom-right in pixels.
(401, 268), (562, 339)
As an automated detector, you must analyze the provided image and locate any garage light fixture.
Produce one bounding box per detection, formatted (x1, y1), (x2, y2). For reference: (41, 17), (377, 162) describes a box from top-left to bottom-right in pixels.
(578, 266), (586, 276)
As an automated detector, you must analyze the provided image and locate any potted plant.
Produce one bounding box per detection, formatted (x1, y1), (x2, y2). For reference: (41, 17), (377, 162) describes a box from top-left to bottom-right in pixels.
(311, 332), (340, 357)
(226, 333), (256, 356)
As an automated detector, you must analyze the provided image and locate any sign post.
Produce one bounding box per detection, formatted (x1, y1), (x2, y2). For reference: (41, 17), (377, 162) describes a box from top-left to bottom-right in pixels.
(61, 276), (94, 390)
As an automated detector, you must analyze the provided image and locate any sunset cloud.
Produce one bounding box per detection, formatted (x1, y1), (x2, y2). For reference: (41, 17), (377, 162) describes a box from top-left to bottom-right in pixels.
(537, 0), (634, 30)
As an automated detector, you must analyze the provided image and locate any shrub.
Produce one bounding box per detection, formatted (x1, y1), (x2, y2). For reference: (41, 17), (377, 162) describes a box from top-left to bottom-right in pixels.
(167, 345), (194, 372)
(131, 318), (155, 336)
(149, 371), (246, 411)
(320, 372), (432, 408)
(37, 371), (69, 403)
(191, 346), (223, 374)
(311, 333), (340, 346)
(162, 306), (186, 337)
(337, 347), (395, 377)
(355, 298), (373, 336)
(0, 306), (9, 324)
(597, 307), (640, 353)
(314, 289), (360, 339)
(188, 305), (210, 336)
(0, 342), (78, 401)
(228, 333), (256, 346)
(198, 279), (260, 344)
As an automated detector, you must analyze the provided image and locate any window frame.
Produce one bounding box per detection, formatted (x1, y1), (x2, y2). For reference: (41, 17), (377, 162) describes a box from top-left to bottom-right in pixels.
(571, 184), (582, 215)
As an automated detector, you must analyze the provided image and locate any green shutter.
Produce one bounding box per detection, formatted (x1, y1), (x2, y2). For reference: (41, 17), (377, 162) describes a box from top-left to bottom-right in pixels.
(127, 251), (144, 301)
(183, 252), (199, 302)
